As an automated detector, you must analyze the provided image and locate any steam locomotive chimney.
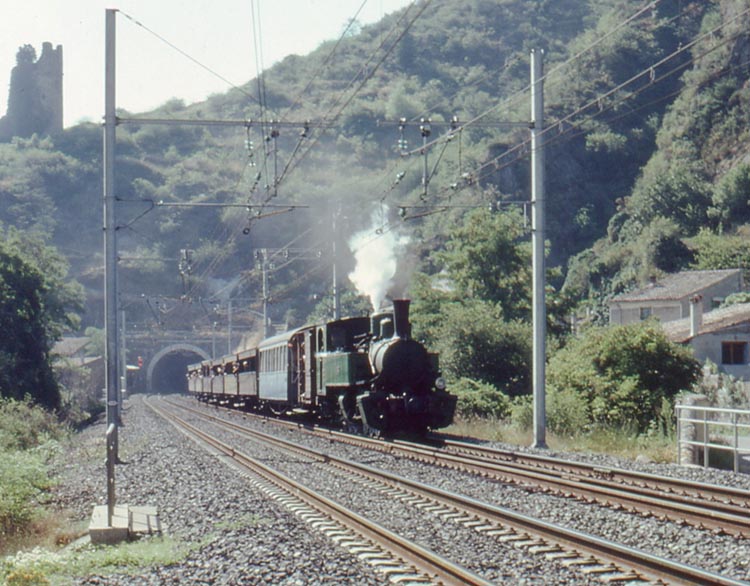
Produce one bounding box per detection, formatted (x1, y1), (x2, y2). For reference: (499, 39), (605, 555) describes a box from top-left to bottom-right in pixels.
(393, 299), (411, 339)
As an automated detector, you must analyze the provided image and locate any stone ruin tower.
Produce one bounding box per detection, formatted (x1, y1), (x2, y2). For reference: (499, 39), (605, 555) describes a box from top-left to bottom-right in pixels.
(0, 42), (63, 142)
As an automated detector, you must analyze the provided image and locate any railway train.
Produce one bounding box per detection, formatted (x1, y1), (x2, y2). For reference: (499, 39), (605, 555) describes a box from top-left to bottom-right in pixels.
(186, 299), (457, 435)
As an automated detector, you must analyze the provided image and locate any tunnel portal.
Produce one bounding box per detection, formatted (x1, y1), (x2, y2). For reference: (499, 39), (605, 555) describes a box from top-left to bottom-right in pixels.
(146, 344), (210, 394)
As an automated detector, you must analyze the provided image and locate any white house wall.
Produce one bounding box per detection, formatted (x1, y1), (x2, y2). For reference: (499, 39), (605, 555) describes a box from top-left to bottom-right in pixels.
(690, 324), (750, 381)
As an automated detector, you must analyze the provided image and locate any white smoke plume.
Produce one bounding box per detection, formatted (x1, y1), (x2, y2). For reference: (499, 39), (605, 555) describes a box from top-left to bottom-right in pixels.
(348, 208), (409, 311)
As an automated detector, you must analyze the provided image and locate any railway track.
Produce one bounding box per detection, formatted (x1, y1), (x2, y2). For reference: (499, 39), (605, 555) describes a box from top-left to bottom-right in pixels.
(146, 397), (492, 586)
(176, 396), (750, 538)
(157, 396), (748, 585)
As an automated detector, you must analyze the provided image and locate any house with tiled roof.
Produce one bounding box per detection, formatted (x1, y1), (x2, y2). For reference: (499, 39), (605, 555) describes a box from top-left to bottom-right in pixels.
(662, 302), (750, 381)
(608, 269), (743, 325)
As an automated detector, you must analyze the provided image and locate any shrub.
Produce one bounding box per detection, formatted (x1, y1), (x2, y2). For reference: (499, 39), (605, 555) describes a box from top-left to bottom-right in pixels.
(546, 388), (590, 436)
(509, 395), (533, 430)
(508, 389), (589, 436)
(0, 398), (65, 452)
(0, 450), (53, 539)
(548, 321), (700, 431)
(451, 378), (511, 419)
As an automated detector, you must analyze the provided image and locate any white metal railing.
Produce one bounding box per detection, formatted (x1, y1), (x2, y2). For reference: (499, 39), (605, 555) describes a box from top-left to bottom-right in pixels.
(675, 404), (750, 473)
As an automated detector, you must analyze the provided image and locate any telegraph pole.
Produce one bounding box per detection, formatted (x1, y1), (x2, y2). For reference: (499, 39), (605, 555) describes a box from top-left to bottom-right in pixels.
(530, 49), (547, 449)
(104, 8), (119, 442)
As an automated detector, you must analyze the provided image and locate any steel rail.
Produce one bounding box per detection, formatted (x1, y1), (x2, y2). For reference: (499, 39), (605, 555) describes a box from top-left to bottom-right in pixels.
(165, 397), (747, 586)
(435, 436), (750, 508)
(173, 397), (750, 536)
(147, 398), (491, 586)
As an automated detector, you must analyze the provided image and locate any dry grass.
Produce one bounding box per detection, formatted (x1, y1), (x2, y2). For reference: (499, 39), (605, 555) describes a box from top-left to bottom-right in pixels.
(443, 417), (678, 463)
(0, 515), (88, 558)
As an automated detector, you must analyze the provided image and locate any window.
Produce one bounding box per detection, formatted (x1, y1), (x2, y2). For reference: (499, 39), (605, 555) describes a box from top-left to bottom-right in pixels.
(639, 307), (652, 320)
(722, 342), (747, 365)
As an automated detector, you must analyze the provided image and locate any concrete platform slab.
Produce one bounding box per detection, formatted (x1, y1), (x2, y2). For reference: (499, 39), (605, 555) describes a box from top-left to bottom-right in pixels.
(129, 505), (162, 536)
(89, 505), (129, 545)
(89, 504), (161, 545)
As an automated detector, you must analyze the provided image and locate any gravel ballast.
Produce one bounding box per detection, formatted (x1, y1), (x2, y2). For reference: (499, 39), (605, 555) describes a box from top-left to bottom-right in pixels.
(50, 396), (387, 585)
(49, 394), (750, 584)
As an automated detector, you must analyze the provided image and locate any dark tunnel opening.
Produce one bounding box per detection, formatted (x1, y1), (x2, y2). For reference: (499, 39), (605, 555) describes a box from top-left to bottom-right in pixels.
(151, 350), (205, 394)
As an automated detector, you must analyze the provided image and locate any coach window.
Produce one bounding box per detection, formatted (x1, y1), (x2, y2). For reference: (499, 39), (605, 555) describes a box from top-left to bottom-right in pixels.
(722, 341), (747, 365)
(639, 307), (651, 320)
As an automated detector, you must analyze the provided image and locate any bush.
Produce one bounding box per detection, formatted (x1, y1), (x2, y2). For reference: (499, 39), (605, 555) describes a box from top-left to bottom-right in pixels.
(508, 389), (589, 436)
(0, 399), (63, 542)
(547, 388), (590, 436)
(0, 398), (65, 452)
(0, 450), (53, 539)
(433, 302), (532, 397)
(548, 322), (700, 431)
(509, 395), (533, 430)
(451, 378), (511, 419)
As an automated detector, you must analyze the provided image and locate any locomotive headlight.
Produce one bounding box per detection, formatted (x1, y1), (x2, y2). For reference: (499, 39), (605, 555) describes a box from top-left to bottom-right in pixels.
(435, 377), (447, 391)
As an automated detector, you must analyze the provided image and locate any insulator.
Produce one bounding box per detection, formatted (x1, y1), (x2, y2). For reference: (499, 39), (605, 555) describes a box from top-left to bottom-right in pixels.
(420, 117), (431, 137)
(398, 207), (407, 218)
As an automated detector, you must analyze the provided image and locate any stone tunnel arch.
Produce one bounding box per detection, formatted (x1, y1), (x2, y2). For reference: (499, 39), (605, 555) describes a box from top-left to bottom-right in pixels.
(146, 343), (210, 393)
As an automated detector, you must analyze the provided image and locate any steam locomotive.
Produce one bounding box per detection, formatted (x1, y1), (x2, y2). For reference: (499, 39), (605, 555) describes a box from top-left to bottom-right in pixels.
(186, 299), (456, 435)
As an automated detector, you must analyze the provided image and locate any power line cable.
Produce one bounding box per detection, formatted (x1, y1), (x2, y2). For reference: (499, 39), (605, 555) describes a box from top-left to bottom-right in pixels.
(402, 0), (664, 159)
(367, 0), (669, 209)
(277, 0), (431, 186)
(118, 10), (263, 107)
(466, 7), (750, 187)
(355, 3), (745, 248)
(282, 0), (371, 116)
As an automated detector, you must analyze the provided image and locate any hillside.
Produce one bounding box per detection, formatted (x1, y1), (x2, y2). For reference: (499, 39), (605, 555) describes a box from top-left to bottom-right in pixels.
(1, 0), (748, 331)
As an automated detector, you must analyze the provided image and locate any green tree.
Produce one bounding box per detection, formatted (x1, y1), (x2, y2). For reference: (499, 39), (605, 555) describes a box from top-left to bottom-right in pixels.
(548, 321), (700, 431)
(0, 231), (82, 410)
(709, 164), (750, 229)
(436, 209), (531, 320)
(690, 227), (750, 270)
(410, 209), (535, 396)
(432, 300), (532, 397)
